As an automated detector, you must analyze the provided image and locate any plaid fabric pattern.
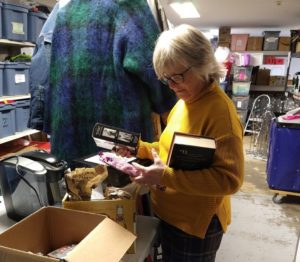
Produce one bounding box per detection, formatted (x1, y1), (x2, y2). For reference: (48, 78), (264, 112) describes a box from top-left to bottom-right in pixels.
(46, 0), (177, 163)
(159, 216), (223, 262)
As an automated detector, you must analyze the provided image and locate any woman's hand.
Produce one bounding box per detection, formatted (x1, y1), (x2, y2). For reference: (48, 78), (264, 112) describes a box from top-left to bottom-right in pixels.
(130, 148), (166, 186)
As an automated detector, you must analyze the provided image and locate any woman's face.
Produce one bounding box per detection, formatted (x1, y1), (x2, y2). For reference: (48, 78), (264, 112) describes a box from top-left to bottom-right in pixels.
(162, 65), (206, 103)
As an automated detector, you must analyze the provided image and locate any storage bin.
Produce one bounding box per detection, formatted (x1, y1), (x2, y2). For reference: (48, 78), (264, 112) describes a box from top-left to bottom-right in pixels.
(2, 3), (28, 41)
(0, 2), (2, 39)
(267, 120), (300, 192)
(232, 95), (250, 110)
(28, 11), (47, 43)
(0, 103), (16, 139)
(0, 63), (4, 97)
(233, 66), (253, 82)
(232, 81), (251, 96)
(237, 109), (248, 125)
(3, 63), (30, 96)
(13, 99), (30, 132)
(231, 34), (249, 51)
(263, 31), (280, 51)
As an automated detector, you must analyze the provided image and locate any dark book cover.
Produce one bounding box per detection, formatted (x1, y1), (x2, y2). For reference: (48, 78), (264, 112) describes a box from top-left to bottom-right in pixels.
(167, 132), (216, 170)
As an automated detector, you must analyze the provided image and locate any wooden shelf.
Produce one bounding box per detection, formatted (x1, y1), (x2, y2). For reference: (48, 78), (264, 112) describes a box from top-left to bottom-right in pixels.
(0, 39), (35, 47)
(250, 85), (285, 92)
(291, 52), (300, 58)
(0, 129), (39, 144)
(0, 95), (30, 102)
(231, 50), (289, 56)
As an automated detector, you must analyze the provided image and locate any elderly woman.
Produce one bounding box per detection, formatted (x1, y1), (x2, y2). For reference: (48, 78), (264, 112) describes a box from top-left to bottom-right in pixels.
(128, 24), (245, 261)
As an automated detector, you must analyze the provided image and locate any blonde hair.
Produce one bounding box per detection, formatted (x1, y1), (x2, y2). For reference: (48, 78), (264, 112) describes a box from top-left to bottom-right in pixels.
(153, 24), (224, 83)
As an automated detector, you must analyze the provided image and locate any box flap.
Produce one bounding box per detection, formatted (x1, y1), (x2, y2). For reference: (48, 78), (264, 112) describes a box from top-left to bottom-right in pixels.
(0, 207), (50, 254)
(66, 218), (136, 262)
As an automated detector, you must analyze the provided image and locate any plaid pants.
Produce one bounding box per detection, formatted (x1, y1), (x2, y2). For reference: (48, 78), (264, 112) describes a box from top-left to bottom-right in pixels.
(159, 215), (223, 262)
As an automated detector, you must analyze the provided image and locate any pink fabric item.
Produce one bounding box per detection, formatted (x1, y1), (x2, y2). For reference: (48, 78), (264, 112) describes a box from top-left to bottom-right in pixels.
(99, 152), (139, 177)
(282, 113), (300, 120)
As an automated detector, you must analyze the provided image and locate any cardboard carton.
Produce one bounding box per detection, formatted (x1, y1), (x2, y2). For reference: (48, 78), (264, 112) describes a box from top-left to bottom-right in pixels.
(278, 37), (291, 51)
(218, 26), (231, 42)
(231, 34), (249, 51)
(0, 207), (135, 262)
(62, 193), (137, 253)
(246, 37), (263, 51)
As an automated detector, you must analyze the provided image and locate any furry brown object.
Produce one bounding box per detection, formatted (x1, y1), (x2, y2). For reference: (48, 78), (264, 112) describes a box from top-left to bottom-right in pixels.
(65, 165), (108, 200)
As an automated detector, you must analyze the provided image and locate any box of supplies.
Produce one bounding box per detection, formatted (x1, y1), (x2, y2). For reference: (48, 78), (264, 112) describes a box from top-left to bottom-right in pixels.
(0, 207), (135, 262)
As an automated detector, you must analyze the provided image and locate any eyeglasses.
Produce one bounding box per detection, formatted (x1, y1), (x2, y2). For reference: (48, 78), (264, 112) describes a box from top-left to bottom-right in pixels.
(160, 67), (191, 85)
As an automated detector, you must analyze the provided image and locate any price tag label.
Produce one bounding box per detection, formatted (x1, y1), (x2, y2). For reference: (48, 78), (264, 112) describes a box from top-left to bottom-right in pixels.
(15, 74), (26, 84)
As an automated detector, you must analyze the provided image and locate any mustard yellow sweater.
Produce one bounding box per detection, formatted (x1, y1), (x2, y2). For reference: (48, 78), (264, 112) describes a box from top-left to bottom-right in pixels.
(138, 82), (244, 238)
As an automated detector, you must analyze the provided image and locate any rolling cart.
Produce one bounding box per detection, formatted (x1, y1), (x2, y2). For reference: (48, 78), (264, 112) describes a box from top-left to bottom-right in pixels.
(266, 119), (300, 203)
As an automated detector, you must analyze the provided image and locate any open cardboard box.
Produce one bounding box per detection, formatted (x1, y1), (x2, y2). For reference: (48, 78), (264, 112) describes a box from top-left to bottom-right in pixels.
(62, 184), (141, 254)
(0, 207), (136, 262)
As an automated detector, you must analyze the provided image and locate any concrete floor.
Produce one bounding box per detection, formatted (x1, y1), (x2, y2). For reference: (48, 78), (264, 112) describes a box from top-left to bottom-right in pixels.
(216, 136), (300, 262)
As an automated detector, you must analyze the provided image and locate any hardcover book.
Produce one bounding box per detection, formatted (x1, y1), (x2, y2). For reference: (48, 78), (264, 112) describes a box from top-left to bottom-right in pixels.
(167, 132), (216, 170)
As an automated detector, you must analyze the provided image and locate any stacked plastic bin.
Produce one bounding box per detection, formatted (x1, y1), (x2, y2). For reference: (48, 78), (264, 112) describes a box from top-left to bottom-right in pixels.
(2, 2), (47, 43)
(2, 62), (30, 96)
(2, 3), (29, 41)
(28, 10), (48, 43)
(231, 65), (253, 125)
(0, 103), (16, 139)
(13, 99), (30, 132)
(0, 99), (30, 138)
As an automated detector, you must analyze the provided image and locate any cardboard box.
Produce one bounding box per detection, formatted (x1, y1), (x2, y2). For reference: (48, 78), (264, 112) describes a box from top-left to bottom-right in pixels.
(246, 37), (263, 51)
(63, 194), (137, 253)
(278, 37), (291, 51)
(218, 26), (231, 42)
(0, 207), (135, 262)
(256, 69), (271, 85)
(231, 34), (249, 51)
(218, 41), (230, 49)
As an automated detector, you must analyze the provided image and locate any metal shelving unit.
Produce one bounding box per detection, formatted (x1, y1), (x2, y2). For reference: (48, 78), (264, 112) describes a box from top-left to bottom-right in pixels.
(0, 94), (30, 102)
(0, 129), (39, 144)
(250, 85), (285, 92)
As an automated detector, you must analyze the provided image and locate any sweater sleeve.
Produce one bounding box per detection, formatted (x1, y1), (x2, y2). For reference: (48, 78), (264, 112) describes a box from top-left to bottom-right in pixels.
(161, 134), (244, 196)
(137, 140), (160, 160)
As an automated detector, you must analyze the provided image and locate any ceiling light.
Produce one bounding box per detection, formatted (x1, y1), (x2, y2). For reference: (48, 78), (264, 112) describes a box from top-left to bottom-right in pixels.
(170, 1), (200, 19)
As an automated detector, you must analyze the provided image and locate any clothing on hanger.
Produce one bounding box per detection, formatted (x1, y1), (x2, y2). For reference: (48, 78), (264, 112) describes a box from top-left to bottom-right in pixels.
(44, 0), (177, 164)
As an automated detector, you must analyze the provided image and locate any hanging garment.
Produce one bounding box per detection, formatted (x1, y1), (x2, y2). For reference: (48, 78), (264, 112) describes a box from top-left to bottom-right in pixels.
(45, 0), (177, 164)
(28, 1), (72, 130)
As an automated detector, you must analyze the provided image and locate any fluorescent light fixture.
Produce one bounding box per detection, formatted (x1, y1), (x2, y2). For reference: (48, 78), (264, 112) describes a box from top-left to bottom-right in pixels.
(170, 1), (200, 19)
